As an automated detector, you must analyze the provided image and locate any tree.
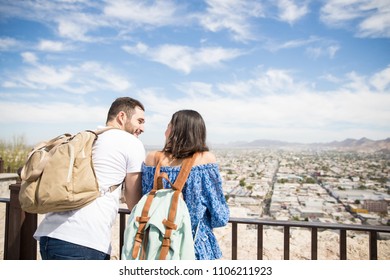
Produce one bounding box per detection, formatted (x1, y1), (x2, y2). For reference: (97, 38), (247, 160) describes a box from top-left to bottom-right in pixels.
(354, 199), (361, 205)
(0, 135), (30, 173)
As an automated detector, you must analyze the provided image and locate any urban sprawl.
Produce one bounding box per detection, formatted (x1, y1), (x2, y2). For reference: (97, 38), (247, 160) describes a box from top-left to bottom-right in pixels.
(215, 148), (390, 226)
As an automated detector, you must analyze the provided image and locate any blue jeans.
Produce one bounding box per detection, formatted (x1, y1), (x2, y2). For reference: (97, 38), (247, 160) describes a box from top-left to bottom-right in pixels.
(39, 236), (110, 260)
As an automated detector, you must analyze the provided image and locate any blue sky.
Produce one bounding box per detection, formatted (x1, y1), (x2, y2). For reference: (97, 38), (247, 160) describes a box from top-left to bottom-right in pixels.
(0, 0), (389, 147)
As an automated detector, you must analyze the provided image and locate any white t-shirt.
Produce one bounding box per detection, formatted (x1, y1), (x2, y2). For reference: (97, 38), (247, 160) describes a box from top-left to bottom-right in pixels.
(34, 128), (145, 254)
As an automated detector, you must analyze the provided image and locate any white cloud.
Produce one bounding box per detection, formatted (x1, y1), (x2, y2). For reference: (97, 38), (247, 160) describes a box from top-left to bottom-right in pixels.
(0, 101), (106, 124)
(275, 37), (319, 50)
(358, 7), (390, 37)
(217, 80), (252, 96)
(320, 0), (390, 38)
(2, 66), (389, 144)
(176, 82), (216, 98)
(0, 0), (105, 42)
(250, 68), (307, 95)
(276, 0), (310, 24)
(27, 65), (73, 87)
(0, 37), (21, 50)
(0, 0), (186, 43)
(198, 0), (264, 42)
(21, 52), (39, 64)
(2, 58), (131, 94)
(122, 42), (149, 54)
(370, 65), (390, 91)
(327, 44), (340, 58)
(123, 43), (244, 74)
(57, 17), (98, 42)
(37, 40), (68, 52)
(306, 44), (340, 59)
(320, 73), (343, 84)
(266, 36), (340, 59)
(343, 71), (370, 92)
(138, 66), (390, 144)
(104, 0), (180, 26)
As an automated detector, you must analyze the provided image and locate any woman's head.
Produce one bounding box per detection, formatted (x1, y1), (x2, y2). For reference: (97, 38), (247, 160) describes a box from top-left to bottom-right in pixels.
(163, 110), (209, 158)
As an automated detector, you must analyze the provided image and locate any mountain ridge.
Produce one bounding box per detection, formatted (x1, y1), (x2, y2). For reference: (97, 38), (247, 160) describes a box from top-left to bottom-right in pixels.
(212, 137), (390, 152)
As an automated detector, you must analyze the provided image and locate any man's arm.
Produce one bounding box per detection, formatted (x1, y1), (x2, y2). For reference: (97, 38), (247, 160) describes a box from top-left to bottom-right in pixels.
(124, 172), (142, 210)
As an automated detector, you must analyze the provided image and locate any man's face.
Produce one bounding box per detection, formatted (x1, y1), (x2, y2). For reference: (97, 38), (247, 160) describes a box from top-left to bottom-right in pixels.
(124, 106), (145, 137)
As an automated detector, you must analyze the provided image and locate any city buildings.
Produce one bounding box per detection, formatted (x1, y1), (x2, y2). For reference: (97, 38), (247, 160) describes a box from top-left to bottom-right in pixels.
(215, 148), (390, 226)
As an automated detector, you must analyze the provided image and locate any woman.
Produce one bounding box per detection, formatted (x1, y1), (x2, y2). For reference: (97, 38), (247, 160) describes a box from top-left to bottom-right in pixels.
(142, 109), (230, 260)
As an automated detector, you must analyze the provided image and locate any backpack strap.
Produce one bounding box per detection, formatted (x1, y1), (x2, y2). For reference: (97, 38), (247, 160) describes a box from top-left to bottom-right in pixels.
(159, 152), (198, 260)
(91, 126), (117, 136)
(131, 152), (165, 259)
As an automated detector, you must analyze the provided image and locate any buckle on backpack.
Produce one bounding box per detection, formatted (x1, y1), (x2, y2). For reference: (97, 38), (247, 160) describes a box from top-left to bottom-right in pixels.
(162, 219), (177, 230)
(162, 237), (171, 248)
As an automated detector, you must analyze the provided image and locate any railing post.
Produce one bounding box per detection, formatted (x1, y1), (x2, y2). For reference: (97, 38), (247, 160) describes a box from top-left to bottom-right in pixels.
(283, 226), (290, 260)
(257, 224), (263, 260)
(119, 212), (126, 258)
(311, 227), (318, 260)
(4, 183), (37, 260)
(231, 222), (238, 260)
(369, 231), (378, 260)
(339, 229), (347, 260)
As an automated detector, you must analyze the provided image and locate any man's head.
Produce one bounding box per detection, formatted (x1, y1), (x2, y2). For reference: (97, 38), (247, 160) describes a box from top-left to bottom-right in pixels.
(106, 97), (145, 137)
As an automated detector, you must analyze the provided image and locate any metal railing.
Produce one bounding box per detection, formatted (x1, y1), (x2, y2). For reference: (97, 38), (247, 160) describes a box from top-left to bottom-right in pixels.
(2, 183), (390, 260)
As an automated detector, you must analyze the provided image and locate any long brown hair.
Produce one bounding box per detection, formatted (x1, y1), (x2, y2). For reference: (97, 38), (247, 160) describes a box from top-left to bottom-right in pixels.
(163, 110), (209, 159)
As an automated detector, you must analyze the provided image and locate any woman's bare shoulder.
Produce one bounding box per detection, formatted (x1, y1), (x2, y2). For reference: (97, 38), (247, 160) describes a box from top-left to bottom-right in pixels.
(195, 151), (217, 165)
(144, 151), (159, 166)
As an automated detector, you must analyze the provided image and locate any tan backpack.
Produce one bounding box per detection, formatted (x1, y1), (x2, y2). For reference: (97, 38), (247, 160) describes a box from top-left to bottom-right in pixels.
(19, 127), (119, 214)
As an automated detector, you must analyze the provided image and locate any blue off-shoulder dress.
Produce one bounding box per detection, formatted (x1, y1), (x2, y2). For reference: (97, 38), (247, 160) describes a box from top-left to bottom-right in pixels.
(142, 162), (230, 260)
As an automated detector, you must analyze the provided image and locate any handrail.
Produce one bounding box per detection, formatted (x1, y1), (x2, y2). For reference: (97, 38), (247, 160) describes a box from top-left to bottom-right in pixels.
(117, 208), (390, 260)
(2, 188), (390, 260)
(0, 197), (9, 203)
(227, 216), (390, 260)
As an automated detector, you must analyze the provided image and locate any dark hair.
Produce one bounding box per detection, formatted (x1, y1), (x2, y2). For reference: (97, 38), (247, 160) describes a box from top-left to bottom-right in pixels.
(106, 97), (145, 123)
(163, 110), (209, 159)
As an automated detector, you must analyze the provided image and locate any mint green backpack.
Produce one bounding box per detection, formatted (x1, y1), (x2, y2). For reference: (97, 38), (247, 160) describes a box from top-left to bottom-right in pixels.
(121, 152), (197, 260)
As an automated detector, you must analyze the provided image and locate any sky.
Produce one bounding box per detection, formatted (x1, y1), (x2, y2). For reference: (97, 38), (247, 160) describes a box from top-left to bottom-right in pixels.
(0, 0), (390, 147)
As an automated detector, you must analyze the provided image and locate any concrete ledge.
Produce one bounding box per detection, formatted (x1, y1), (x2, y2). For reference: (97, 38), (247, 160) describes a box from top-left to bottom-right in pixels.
(0, 173), (19, 182)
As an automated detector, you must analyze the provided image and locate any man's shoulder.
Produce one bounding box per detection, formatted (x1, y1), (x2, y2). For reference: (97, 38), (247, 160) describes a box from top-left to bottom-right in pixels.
(95, 129), (144, 153)
(101, 128), (139, 141)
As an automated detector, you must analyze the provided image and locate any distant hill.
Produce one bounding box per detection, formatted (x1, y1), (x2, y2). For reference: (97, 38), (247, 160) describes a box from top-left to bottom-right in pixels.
(214, 137), (390, 152)
(315, 137), (390, 152)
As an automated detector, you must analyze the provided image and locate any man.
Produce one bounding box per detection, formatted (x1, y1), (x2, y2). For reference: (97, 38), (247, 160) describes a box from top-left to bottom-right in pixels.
(34, 97), (146, 260)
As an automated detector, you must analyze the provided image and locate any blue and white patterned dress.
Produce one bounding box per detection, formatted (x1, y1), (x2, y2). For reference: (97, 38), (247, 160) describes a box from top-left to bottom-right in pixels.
(142, 162), (230, 260)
